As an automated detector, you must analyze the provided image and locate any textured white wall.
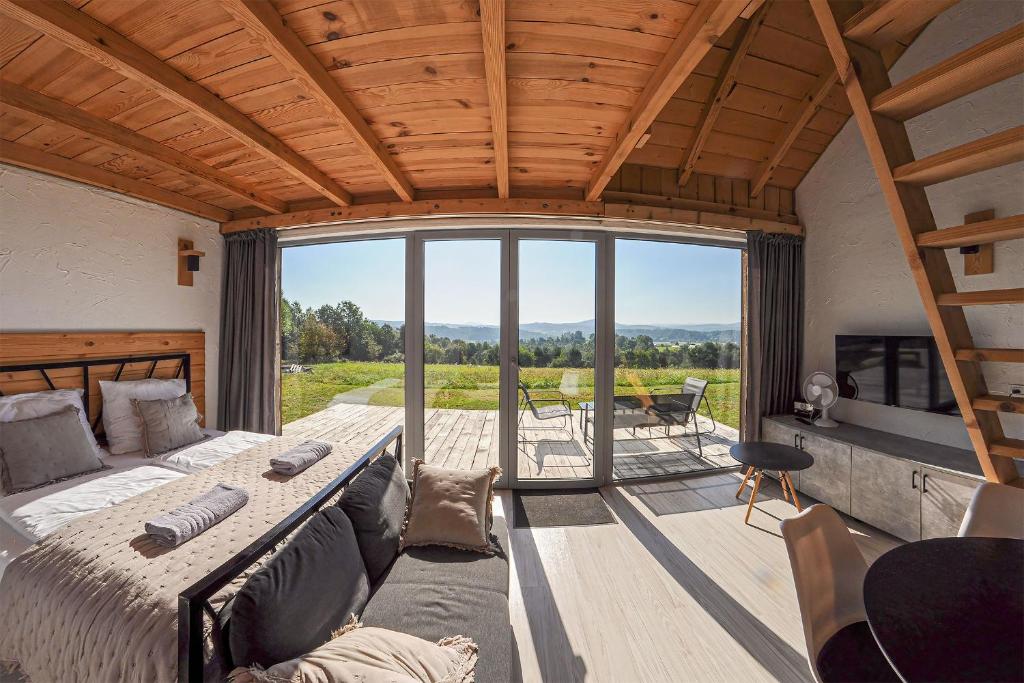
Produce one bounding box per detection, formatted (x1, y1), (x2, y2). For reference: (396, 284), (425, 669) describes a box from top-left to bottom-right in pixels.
(797, 0), (1024, 449)
(0, 164), (223, 425)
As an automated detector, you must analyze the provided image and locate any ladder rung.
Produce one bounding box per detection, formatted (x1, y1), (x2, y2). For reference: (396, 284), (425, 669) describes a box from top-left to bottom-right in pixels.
(893, 127), (1024, 185)
(990, 439), (1024, 459)
(936, 288), (1024, 306)
(872, 24), (1024, 120)
(973, 394), (1024, 414)
(917, 215), (1024, 248)
(844, 0), (959, 50)
(955, 348), (1024, 363)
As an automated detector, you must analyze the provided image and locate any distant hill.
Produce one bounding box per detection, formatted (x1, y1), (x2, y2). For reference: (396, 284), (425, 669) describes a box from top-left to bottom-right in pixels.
(374, 319), (740, 344)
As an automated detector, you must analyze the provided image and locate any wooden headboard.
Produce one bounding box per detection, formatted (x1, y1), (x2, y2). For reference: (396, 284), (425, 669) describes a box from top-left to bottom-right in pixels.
(0, 331), (207, 428)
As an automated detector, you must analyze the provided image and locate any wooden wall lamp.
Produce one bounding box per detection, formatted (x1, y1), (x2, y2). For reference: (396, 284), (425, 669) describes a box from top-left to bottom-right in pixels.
(177, 238), (205, 287)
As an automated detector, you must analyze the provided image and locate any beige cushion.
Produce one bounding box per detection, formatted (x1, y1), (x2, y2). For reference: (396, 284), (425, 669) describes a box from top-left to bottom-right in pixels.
(99, 378), (186, 454)
(132, 393), (205, 457)
(230, 625), (477, 683)
(401, 460), (501, 554)
(0, 405), (107, 495)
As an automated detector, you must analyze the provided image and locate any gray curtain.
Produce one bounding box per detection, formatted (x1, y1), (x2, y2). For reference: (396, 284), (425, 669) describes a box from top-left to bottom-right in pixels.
(218, 228), (278, 433)
(742, 232), (804, 441)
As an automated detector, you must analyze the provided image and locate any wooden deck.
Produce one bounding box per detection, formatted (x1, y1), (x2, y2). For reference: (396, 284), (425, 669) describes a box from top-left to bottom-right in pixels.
(284, 403), (739, 481)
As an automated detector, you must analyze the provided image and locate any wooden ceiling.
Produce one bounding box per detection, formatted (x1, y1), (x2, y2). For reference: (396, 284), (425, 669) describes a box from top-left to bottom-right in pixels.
(0, 0), (922, 228)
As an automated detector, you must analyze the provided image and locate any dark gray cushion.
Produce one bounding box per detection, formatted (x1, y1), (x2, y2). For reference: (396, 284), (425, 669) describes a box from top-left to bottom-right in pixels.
(228, 507), (369, 668)
(132, 393), (204, 456)
(0, 405), (106, 495)
(338, 453), (410, 584)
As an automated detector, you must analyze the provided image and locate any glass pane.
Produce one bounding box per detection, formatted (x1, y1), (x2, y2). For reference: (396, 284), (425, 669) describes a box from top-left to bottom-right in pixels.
(517, 239), (595, 480)
(423, 240), (501, 468)
(279, 239), (405, 445)
(612, 239), (741, 480)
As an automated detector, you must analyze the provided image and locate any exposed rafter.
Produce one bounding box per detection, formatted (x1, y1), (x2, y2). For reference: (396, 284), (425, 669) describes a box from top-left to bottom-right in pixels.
(222, 0), (414, 203)
(0, 0), (353, 207)
(585, 0), (755, 201)
(678, 1), (771, 188)
(479, 0), (509, 198)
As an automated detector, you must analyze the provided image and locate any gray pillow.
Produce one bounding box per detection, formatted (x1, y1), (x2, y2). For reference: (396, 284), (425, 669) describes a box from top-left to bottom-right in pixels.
(132, 393), (204, 456)
(0, 405), (107, 495)
(338, 453), (411, 584)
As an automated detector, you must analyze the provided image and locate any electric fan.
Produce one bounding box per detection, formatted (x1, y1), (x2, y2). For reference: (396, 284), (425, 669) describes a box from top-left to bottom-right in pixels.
(802, 371), (840, 428)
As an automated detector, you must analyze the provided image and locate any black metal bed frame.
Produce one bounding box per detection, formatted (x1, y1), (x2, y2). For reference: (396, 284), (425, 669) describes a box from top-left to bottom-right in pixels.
(176, 425), (404, 683)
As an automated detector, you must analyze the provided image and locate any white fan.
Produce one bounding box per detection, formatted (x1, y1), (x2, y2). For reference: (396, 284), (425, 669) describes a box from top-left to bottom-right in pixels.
(802, 371), (840, 428)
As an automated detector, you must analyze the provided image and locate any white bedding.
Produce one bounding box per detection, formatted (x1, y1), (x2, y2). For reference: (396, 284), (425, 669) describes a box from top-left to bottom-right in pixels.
(159, 429), (274, 472)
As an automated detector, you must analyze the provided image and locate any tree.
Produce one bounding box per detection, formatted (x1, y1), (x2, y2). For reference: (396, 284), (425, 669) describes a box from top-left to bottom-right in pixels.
(297, 318), (337, 363)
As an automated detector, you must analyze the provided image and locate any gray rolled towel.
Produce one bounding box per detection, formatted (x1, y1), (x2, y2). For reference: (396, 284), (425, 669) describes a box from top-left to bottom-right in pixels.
(270, 440), (332, 476)
(145, 483), (248, 547)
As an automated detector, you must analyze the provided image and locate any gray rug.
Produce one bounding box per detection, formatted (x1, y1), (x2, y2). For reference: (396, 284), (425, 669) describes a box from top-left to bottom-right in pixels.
(513, 489), (617, 528)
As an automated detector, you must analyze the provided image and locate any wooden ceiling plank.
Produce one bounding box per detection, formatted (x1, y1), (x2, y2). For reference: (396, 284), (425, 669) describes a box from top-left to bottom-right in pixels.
(480, 0), (509, 198)
(677, 1), (770, 188)
(586, 0), (754, 201)
(0, 0), (353, 206)
(0, 139), (231, 221)
(221, 0), (414, 202)
(844, 0), (959, 50)
(0, 80), (287, 213)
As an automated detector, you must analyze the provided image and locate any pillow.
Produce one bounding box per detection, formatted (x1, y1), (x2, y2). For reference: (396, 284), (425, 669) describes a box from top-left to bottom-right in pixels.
(229, 507), (370, 669)
(229, 625), (477, 683)
(132, 393), (205, 456)
(338, 453), (410, 584)
(99, 378), (185, 454)
(0, 388), (100, 456)
(0, 405), (107, 495)
(400, 460), (501, 555)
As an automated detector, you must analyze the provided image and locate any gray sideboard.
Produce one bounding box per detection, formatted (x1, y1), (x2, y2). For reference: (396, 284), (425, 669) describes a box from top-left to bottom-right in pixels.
(761, 415), (993, 541)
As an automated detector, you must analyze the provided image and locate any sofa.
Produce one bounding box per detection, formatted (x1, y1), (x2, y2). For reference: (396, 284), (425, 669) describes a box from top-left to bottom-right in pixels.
(220, 453), (512, 682)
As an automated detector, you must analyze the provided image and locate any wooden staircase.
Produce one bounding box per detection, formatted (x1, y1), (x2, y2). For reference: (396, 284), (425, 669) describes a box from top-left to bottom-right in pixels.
(809, 0), (1024, 485)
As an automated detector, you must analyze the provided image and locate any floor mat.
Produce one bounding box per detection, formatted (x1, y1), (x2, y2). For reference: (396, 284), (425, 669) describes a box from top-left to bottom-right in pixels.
(512, 489), (617, 528)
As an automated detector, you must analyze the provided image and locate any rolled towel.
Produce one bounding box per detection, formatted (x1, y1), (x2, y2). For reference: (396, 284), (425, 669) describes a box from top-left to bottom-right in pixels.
(270, 440), (332, 476)
(145, 483), (248, 547)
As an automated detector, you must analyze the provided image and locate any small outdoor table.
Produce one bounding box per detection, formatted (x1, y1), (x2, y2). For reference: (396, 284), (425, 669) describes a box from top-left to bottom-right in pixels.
(729, 442), (813, 524)
(863, 537), (1024, 683)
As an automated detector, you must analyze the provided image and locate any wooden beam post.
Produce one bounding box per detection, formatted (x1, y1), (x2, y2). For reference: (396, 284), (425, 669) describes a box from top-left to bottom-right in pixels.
(479, 0), (509, 199)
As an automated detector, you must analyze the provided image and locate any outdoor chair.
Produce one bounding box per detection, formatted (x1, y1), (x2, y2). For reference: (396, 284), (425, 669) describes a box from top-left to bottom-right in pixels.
(517, 381), (574, 447)
(647, 376), (716, 457)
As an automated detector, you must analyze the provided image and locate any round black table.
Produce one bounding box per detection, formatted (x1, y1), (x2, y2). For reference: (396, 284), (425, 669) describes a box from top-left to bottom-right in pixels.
(864, 537), (1024, 683)
(729, 442), (814, 524)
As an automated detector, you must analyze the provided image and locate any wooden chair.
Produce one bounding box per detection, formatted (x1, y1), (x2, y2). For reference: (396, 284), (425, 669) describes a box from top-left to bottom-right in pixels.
(958, 482), (1024, 540)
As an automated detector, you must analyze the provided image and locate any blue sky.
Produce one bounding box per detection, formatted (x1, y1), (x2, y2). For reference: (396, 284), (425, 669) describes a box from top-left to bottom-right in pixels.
(282, 237), (741, 326)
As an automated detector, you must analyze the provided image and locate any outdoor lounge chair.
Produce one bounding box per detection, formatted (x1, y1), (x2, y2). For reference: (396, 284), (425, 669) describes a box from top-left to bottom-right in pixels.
(647, 377), (717, 458)
(517, 381), (574, 444)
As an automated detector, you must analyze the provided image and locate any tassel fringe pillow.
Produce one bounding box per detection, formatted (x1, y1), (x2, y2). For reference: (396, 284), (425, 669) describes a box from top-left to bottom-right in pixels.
(400, 460), (501, 554)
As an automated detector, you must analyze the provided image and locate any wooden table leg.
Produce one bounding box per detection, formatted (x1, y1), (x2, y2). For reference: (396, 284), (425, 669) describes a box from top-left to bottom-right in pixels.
(778, 470), (790, 501)
(735, 466), (754, 499)
(784, 472), (802, 512)
(744, 469), (763, 524)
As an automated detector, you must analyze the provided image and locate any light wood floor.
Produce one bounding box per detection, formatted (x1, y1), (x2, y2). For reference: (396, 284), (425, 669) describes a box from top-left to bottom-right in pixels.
(284, 403), (739, 481)
(499, 476), (902, 683)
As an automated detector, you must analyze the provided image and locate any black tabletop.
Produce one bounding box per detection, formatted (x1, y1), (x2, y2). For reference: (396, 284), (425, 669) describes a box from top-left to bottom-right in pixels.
(729, 442), (813, 471)
(864, 537), (1024, 683)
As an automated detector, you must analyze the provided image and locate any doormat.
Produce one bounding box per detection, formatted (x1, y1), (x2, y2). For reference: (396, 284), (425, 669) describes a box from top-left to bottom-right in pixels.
(512, 489), (617, 528)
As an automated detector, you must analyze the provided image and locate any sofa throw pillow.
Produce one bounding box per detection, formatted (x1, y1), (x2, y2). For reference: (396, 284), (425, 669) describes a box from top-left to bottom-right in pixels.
(229, 624), (477, 683)
(100, 378), (186, 454)
(0, 389), (101, 457)
(132, 393), (205, 456)
(0, 406), (107, 495)
(229, 506), (370, 669)
(338, 453), (410, 584)
(400, 460), (501, 555)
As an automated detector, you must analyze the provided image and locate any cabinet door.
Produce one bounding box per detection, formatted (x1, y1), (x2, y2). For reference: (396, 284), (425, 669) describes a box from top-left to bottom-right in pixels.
(797, 432), (852, 513)
(760, 419), (800, 485)
(851, 447), (921, 541)
(920, 467), (980, 539)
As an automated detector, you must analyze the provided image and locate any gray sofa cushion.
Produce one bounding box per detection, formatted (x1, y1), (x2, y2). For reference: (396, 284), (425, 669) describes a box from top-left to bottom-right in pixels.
(338, 453), (410, 584)
(228, 507), (369, 668)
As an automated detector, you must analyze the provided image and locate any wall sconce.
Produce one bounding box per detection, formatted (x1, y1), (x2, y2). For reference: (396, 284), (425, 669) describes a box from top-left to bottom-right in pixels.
(177, 238), (206, 287)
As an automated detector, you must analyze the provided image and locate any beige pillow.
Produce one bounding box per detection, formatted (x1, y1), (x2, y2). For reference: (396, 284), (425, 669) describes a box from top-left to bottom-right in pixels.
(229, 624), (477, 683)
(132, 393), (205, 456)
(400, 460), (501, 554)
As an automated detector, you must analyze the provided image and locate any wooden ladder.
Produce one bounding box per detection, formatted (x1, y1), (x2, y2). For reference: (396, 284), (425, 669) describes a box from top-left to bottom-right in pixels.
(810, 0), (1024, 485)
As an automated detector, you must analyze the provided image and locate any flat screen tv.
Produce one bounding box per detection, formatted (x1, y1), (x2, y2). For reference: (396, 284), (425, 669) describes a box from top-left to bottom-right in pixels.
(835, 335), (959, 415)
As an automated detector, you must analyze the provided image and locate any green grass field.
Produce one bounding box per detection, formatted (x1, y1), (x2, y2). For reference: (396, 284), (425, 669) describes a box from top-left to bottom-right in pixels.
(282, 362), (741, 428)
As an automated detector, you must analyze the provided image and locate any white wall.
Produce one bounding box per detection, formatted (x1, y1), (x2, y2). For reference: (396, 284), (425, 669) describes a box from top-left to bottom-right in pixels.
(797, 0), (1024, 449)
(0, 164), (224, 425)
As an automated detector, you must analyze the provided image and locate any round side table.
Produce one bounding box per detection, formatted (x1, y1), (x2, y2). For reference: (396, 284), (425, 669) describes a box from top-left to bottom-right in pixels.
(729, 442), (814, 524)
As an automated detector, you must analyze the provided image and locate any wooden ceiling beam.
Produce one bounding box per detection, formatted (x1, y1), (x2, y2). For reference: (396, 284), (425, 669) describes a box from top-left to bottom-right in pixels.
(222, 0), (413, 203)
(479, 0), (509, 199)
(678, 1), (771, 188)
(0, 0), (353, 207)
(585, 0), (754, 201)
(0, 140), (232, 222)
(0, 81), (288, 214)
(844, 0), (959, 49)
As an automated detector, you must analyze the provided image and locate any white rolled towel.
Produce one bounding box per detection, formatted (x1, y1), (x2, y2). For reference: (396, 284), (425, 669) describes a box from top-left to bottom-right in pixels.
(145, 483), (249, 547)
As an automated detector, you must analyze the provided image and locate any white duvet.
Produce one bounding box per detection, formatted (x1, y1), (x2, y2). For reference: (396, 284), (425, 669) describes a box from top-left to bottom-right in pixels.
(160, 430), (274, 472)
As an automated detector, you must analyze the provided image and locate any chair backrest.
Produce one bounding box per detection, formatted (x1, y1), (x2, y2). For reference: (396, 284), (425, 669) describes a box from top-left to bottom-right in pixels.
(518, 381), (532, 404)
(681, 377), (708, 411)
(958, 482), (1024, 539)
(780, 505), (869, 683)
